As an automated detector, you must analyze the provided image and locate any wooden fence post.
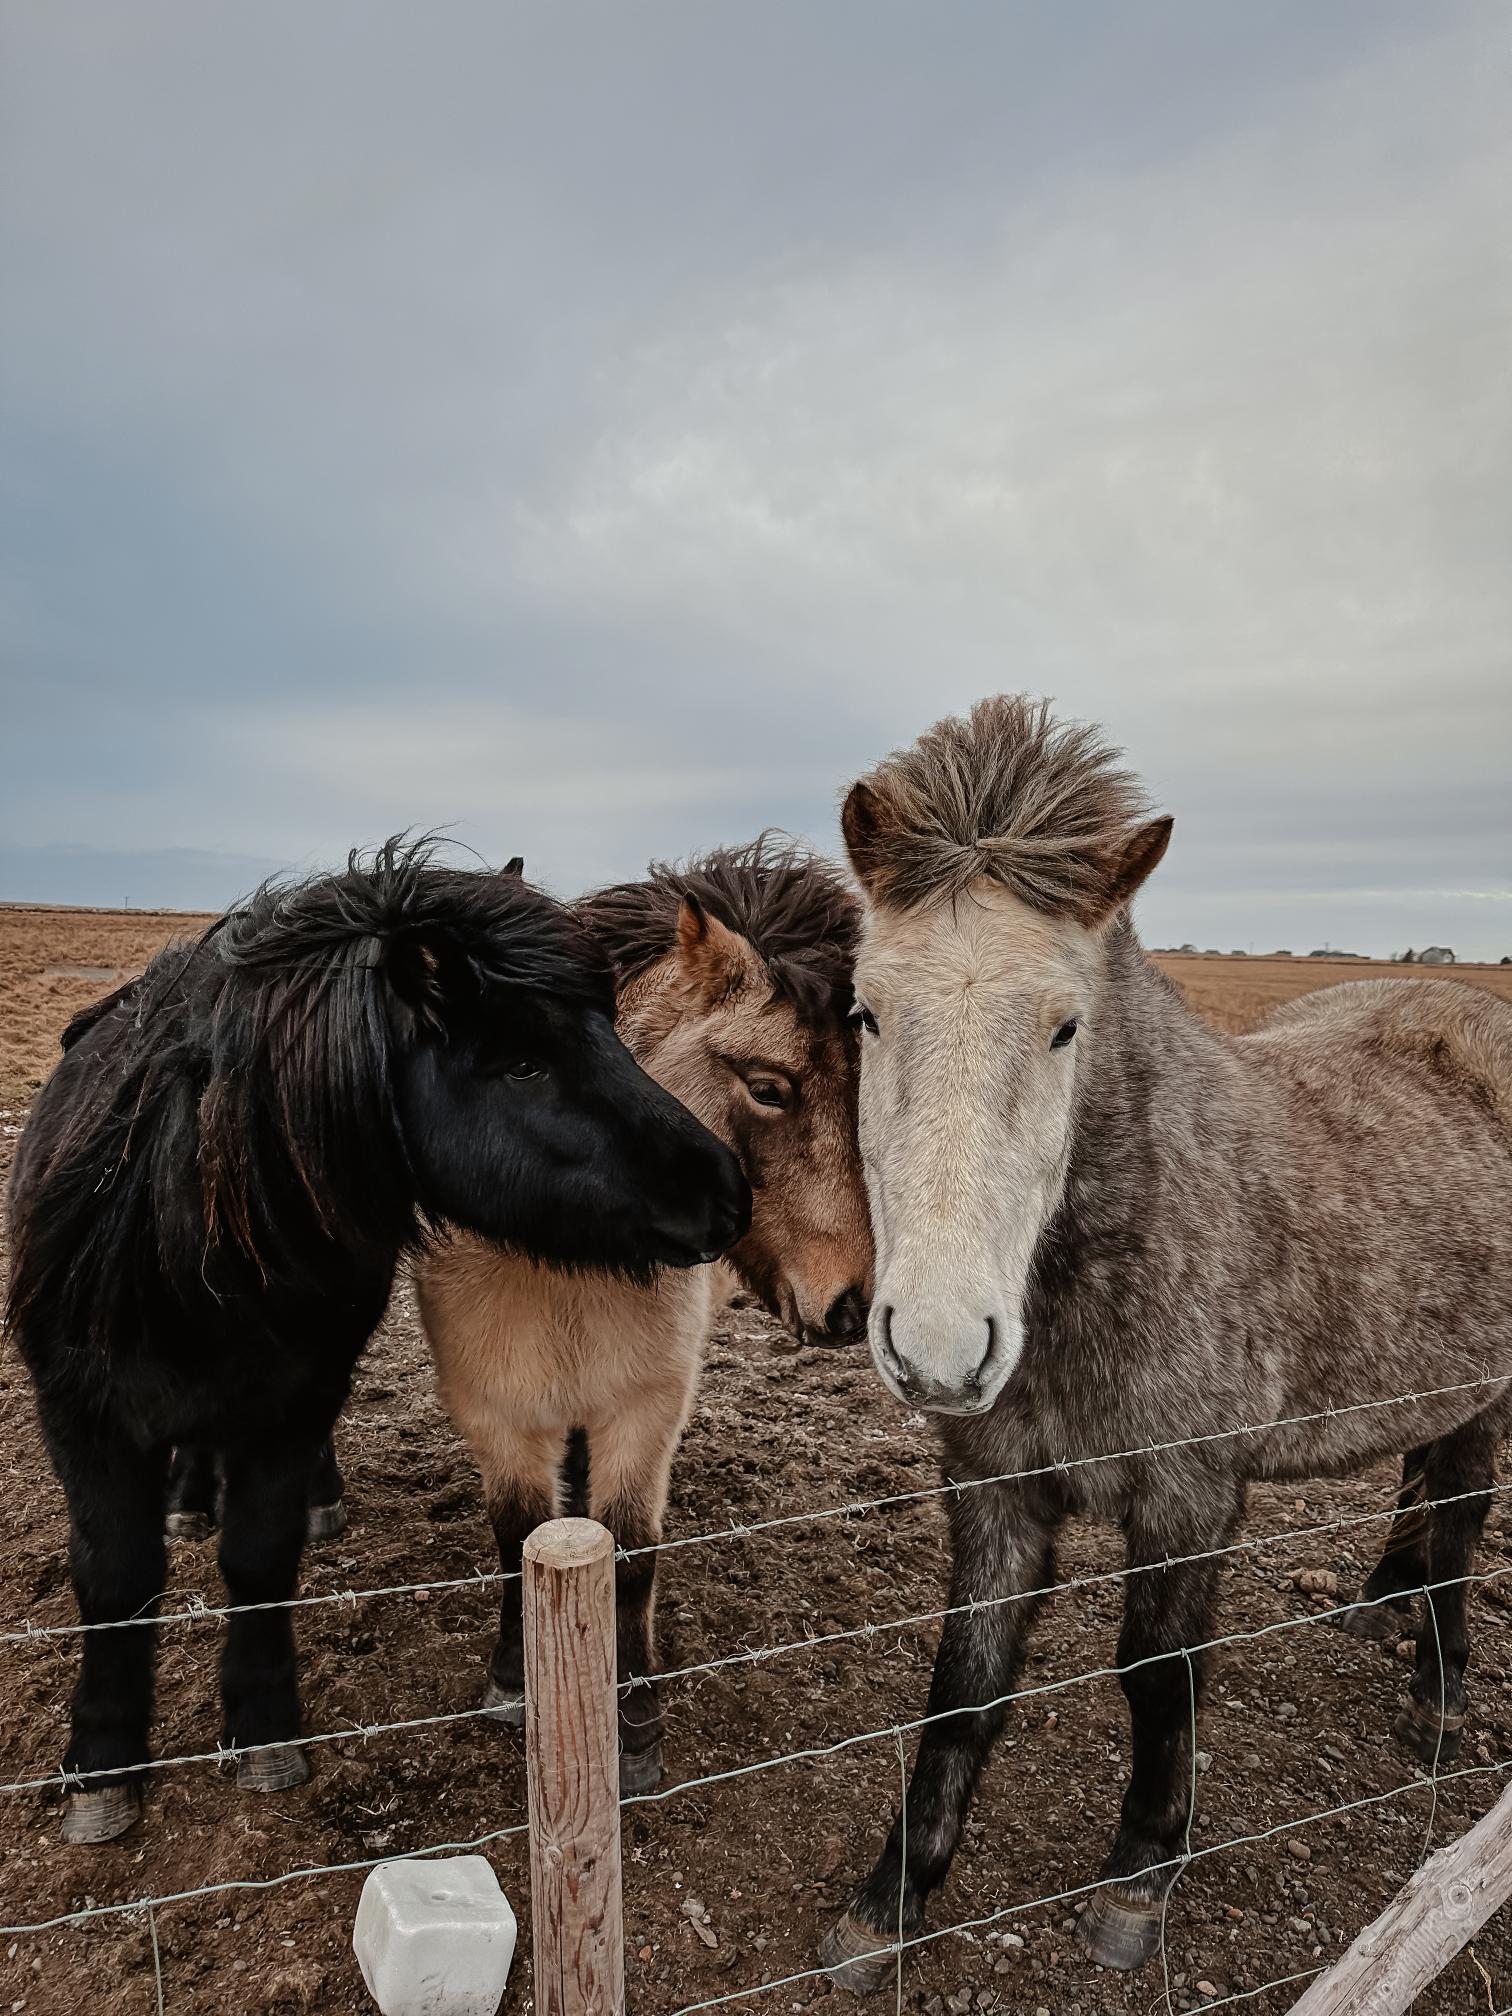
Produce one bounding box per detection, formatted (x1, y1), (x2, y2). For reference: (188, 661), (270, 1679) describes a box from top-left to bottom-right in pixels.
(1285, 1777), (1512, 2015)
(524, 1517), (625, 2016)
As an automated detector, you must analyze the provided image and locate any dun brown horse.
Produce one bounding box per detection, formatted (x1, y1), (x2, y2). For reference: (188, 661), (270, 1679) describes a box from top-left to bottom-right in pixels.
(821, 697), (1512, 1984)
(418, 840), (872, 1791)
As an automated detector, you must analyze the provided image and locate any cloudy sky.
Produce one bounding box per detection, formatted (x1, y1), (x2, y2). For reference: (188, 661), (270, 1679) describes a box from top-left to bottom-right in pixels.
(3, 2), (1509, 956)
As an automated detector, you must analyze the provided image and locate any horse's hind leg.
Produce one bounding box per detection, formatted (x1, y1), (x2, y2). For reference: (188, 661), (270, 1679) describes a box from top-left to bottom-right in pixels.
(55, 1425), (168, 1842)
(1078, 1489), (1239, 1974)
(165, 1445), (220, 1542)
(477, 1426), (565, 1727)
(588, 1383), (693, 1797)
(217, 1436), (321, 1793)
(1394, 1422), (1496, 1767)
(1333, 1446), (1429, 1643)
(305, 1435), (347, 1543)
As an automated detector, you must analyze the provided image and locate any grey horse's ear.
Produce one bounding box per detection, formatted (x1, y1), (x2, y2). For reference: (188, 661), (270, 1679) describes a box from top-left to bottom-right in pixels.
(841, 780), (890, 894)
(503, 856), (525, 879)
(1096, 816), (1173, 919)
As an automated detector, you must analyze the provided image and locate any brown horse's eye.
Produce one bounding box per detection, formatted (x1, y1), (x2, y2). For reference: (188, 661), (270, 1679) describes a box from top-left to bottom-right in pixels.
(745, 1077), (789, 1111)
(1050, 1019), (1078, 1051)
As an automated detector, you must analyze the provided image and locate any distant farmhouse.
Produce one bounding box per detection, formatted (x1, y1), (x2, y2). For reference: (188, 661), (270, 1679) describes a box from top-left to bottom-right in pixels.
(1418, 946), (1457, 966)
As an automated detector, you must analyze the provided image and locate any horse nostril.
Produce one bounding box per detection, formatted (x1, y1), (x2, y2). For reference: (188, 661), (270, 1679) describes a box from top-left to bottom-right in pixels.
(824, 1285), (869, 1342)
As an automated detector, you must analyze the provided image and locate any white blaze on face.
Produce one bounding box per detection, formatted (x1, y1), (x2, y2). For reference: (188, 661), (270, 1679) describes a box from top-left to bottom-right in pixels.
(854, 882), (1098, 1415)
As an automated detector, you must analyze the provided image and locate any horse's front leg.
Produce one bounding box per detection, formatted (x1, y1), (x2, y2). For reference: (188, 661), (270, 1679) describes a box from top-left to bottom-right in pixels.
(822, 1475), (1061, 1994)
(1333, 1445), (1429, 1643)
(217, 1435), (323, 1793)
(588, 1381), (694, 1796)
(1077, 1490), (1238, 1972)
(477, 1425), (565, 1727)
(305, 1434), (348, 1543)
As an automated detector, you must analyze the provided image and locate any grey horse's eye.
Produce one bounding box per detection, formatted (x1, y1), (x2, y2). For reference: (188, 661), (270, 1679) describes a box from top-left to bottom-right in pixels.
(851, 1004), (879, 1037)
(1050, 1019), (1078, 1051)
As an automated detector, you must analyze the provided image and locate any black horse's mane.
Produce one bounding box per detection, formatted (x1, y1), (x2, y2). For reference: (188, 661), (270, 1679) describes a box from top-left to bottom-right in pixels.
(6, 839), (608, 1343)
(576, 835), (859, 1029)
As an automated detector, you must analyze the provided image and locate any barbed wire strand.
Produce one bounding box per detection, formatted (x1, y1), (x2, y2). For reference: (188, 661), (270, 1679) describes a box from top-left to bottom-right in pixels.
(0, 1815), (531, 1938)
(6, 1368), (1508, 1647)
(9, 1500), (1508, 1800)
(663, 1752), (1512, 2016)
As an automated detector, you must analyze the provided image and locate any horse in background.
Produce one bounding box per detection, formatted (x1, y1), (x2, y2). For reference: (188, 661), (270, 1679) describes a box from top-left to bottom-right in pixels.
(418, 839), (871, 1791)
(6, 840), (748, 1844)
(821, 697), (1512, 1984)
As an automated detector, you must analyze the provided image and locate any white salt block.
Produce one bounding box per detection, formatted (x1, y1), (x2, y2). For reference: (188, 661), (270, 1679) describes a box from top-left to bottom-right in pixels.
(353, 1855), (518, 2016)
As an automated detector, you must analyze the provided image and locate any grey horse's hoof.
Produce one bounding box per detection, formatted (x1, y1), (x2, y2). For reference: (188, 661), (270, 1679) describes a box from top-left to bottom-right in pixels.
(818, 1910), (900, 1995)
(236, 1742), (311, 1792)
(1330, 1595), (1415, 1644)
(482, 1678), (526, 1728)
(618, 1742), (663, 1796)
(61, 1782), (141, 1844)
(1076, 1889), (1164, 1971)
(1394, 1695), (1465, 1767)
(305, 1499), (348, 1543)
(165, 1509), (215, 1543)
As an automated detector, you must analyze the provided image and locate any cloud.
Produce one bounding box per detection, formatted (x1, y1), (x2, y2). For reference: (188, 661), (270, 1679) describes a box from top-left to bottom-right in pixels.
(1, 2), (1508, 954)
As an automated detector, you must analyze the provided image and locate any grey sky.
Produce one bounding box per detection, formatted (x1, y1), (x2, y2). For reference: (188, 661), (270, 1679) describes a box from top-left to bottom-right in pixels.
(3, 2), (1509, 956)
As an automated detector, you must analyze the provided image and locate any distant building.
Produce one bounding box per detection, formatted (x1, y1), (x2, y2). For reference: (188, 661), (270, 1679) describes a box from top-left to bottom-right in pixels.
(1179, 942), (1199, 955)
(1229, 949), (1248, 958)
(1419, 945), (1456, 965)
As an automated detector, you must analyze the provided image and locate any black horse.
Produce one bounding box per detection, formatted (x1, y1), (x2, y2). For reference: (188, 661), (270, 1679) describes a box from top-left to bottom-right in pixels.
(6, 840), (748, 1843)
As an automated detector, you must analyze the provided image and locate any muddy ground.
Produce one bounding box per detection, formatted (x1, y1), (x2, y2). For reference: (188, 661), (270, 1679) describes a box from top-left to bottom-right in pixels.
(3, 910), (1512, 2015)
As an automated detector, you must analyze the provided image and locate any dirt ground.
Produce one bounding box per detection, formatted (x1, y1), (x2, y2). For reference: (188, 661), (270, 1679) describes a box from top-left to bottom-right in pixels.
(4, 908), (1512, 2016)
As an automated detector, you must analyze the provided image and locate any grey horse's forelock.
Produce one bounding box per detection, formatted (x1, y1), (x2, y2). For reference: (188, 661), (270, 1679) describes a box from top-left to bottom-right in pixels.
(850, 695), (1151, 921)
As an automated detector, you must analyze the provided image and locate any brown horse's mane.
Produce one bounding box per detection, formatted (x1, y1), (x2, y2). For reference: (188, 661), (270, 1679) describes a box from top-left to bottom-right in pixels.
(847, 694), (1152, 921)
(576, 836), (859, 1028)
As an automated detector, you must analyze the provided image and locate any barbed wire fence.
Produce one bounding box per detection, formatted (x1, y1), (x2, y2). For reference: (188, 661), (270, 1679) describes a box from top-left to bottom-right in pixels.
(4, 1377), (1512, 2013)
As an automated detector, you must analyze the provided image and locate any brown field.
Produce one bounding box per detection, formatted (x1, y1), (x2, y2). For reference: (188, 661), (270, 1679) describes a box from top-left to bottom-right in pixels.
(4, 907), (1512, 2015)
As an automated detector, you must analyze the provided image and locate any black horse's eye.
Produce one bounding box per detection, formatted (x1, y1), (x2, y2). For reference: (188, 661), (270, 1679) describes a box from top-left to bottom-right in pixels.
(503, 1059), (544, 1081)
(851, 1004), (879, 1037)
(1050, 1019), (1078, 1051)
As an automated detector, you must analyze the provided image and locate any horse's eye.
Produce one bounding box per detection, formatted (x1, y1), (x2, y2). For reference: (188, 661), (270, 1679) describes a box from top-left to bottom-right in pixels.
(1050, 1019), (1078, 1051)
(745, 1077), (789, 1111)
(504, 1059), (544, 1081)
(851, 1005), (879, 1037)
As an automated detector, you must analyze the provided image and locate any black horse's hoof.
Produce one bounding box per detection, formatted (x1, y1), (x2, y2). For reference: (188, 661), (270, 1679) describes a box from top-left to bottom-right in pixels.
(1330, 1596), (1414, 1644)
(1394, 1696), (1464, 1767)
(818, 1910), (900, 1995)
(61, 1782), (141, 1843)
(165, 1509), (215, 1543)
(481, 1677), (526, 1728)
(236, 1742), (311, 1792)
(1076, 1889), (1164, 1971)
(305, 1499), (348, 1543)
(619, 1742), (663, 1796)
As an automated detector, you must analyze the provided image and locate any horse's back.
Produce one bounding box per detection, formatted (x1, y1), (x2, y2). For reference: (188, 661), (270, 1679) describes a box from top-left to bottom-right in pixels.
(1248, 977), (1512, 1145)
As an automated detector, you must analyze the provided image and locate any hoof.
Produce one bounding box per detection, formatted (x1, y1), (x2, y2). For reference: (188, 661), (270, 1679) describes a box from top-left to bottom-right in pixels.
(165, 1508), (215, 1542)
(818, 1910), (899, 1996)
(305, 1499), (348, 1543)
(236, 1741), (311, 1792)
(1077, 1889), (1164, 1971)
(1394, 1696), (1464, 1767)
(482, 1677), (526, 1728)
(1331, 1595), (1415, 1644)
(619, 1742), (663, 1796)
(61, 1782), (141, 1844)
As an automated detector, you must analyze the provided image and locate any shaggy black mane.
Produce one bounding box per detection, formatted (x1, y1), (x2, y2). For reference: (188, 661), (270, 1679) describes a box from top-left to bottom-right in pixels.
(576, 836), (859, 1028)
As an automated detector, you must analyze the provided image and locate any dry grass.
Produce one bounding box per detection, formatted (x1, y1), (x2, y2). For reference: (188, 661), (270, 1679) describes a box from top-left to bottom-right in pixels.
(1154, 952), (1512, 1033)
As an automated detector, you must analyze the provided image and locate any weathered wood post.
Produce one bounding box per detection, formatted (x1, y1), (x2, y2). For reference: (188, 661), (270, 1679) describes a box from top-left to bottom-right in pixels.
(524, 1517), (626, 2016)
(1285, 1777), (1512, 2015)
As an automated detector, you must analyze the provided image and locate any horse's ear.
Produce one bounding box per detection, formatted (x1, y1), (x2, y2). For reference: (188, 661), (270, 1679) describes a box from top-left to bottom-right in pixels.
(1095, 816), (1173, 920)
(503, 856), (525, 879)
(841, 780), (891, 896)
(674, 895), (760, 1005)
(383, 929), (473, 1030)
